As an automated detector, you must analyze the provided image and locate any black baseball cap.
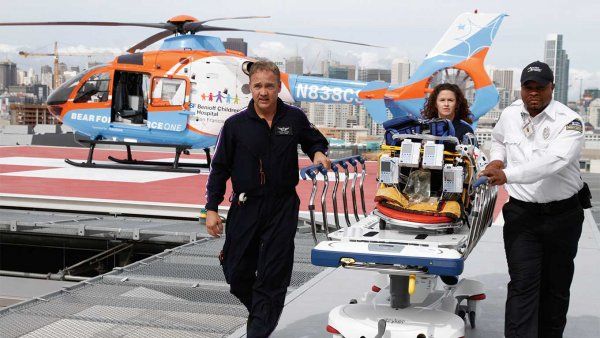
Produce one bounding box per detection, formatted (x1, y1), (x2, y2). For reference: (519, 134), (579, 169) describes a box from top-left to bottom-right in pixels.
(520, 61), (554, 86)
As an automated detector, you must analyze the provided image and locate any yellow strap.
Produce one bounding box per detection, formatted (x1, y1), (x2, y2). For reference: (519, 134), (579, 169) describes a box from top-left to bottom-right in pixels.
(408, 274), (416, 295)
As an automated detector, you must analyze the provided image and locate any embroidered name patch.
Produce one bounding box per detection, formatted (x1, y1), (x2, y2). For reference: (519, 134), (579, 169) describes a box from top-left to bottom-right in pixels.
(565, 119), (583, 133)
(276, 126), (292, 135)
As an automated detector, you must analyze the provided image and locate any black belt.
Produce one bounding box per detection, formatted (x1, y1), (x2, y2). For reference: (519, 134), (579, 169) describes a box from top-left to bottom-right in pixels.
(509, 194), (580, 214)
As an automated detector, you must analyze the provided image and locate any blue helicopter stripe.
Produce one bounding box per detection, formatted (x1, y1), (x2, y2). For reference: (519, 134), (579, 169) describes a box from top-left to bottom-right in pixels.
(287, 74), (367, 105)
(65, 108), (217, 148)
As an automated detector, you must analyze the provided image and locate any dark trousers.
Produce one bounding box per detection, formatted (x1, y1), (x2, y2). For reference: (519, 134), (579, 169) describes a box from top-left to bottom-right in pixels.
(502, 197), (584, 338)
(221, 192), (300, 338)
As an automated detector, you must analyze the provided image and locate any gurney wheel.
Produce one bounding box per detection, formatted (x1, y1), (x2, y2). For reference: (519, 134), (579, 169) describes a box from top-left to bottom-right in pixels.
(379, 218), (386, 230)
(469, 311), (476, 329)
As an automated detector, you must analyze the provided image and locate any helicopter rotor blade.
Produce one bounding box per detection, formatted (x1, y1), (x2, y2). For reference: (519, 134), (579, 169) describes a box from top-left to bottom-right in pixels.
(127, 29), (175, 53)
(196, 16), (270, 25)
(0, 21), (175, 30)
(190, 25), (384, 48)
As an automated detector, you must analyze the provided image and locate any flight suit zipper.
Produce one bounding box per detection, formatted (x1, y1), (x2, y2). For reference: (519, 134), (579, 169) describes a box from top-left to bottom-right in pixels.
(258, 117), (273, 187)
(259, 158), (265, 185)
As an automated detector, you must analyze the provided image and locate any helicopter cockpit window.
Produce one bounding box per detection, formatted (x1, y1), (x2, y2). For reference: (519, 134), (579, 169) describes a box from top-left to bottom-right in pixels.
(46, 70), (88, 105)
(152, 78), (186, 106)
(74, 72), (110, 103)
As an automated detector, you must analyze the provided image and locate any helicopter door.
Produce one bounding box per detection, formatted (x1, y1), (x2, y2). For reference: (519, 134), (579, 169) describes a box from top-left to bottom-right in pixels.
(147, 77), (189, 133)
(111, 71), (150, 125)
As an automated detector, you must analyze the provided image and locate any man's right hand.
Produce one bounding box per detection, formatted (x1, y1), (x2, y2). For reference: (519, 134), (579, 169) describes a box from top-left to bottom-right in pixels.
(205, 210), (223, 237)
(479, 160), (504, 177)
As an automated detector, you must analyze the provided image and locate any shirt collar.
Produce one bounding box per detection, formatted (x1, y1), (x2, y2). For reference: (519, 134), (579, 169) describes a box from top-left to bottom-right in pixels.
(540, 100), (557, 120)
(521, 99), (556, 121)
(245, 98), (286, 121)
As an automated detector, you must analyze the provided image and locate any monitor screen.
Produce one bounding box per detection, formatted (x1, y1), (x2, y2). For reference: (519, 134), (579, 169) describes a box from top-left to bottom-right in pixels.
(381, 161), (391, 172)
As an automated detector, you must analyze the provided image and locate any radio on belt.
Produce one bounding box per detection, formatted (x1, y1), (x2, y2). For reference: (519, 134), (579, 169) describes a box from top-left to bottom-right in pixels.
(399, 139), (420, 167)
(379, 156), (400, 184)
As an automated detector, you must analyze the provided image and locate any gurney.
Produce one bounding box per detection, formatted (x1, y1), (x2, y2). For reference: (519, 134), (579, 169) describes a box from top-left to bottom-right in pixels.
(300, 118), (498, 338)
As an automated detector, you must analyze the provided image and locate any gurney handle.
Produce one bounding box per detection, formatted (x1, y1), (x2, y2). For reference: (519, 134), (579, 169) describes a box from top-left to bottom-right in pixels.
(331, 155), (364, 169)
(300, 164), (327, 180)
(473, 176), (488, 188)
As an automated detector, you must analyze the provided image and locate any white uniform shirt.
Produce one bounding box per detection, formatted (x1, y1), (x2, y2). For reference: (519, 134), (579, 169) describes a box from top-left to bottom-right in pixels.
(490, 99), (584, 203)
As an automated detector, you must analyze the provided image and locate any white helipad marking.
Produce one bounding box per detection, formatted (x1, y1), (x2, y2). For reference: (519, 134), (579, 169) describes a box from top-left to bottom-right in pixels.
(152, 157), (208, 164)
(0, 156), (74, 168)
(0, 157), (202, 182)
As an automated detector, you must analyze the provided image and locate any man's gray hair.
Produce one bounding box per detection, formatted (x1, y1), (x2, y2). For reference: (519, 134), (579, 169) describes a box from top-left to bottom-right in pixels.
(248, 60), (281, 83)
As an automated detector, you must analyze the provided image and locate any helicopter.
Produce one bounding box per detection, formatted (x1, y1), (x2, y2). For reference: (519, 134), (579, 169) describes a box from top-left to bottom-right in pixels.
(0, 12), (506, 173)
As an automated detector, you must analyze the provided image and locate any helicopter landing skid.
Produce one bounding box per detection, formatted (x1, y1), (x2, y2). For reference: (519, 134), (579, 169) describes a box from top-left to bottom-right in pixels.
(66, 139), (211, 173)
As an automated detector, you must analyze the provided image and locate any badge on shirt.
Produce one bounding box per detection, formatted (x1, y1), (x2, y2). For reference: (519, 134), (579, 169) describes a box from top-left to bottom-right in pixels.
(565, 119), (583, 133)
(521, 112), (534, 137)
(275, 126), (293, 136)
(543, 126), (550, 139)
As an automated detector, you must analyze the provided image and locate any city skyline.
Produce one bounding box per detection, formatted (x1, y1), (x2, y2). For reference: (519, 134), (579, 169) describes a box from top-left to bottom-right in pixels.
(1, 1), (599, 101)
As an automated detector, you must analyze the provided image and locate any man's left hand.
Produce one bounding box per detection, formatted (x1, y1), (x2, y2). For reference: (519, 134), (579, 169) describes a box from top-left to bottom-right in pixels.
(313, 151), (331, 170)
(479, 168), (507, 186)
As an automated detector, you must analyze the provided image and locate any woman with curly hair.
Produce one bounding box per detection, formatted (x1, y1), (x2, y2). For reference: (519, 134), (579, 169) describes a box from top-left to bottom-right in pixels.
(421, 83), (474, 142)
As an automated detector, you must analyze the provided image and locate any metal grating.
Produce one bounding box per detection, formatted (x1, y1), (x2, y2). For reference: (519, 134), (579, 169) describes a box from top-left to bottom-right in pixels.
(0, 209), (205, 243)
(0, 233), (324, 337)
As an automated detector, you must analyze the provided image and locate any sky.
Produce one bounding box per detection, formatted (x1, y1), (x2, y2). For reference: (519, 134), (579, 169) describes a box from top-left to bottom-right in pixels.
(1, 0), (599, 101)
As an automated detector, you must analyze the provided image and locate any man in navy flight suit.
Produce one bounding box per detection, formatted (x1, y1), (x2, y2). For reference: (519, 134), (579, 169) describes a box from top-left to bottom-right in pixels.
(205, 60), (330, 337)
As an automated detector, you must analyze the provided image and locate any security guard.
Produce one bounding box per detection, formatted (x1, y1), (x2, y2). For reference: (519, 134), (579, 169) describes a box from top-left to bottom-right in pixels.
(204, 60), (330, 337)
(480, 61), (589, 338)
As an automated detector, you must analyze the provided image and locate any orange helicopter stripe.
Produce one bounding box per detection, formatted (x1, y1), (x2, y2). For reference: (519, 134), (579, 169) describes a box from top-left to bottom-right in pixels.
(280, 73), (290, 90)
(453, 48), (492, 89)
(385, 78), (430, 101)
(357, 87), (387, 100)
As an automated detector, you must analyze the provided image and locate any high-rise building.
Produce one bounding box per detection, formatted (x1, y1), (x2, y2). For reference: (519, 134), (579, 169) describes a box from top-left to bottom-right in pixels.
(544, 34), (570, 104)
(17, 69), (27, 86)
(490, 69), (514, 109)
(492, 69), (513, 94)
(513, 89), (522, 102)
(25, 67), (38, 85)
(0, 61), (18, 91)
(301, 101), (355, 129)
(285, 56), (303, 75)
(391, 58), (410, 85)
(322, 60), (356, 81)
(223, 38), (248, 55)
(321, 60), (337, 77)
(497, 89), (512, 110)
(41, 65), (53, 90)
(28, 84), (49, 103)
(358, 68), (391, 82)
(583, 89), (600, 109)
(588, 99), (600, 129)
(329, 66), (356, 81)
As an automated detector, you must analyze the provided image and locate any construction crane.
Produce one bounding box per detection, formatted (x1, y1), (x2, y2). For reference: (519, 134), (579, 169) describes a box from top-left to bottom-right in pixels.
(19, 42), (117, 89)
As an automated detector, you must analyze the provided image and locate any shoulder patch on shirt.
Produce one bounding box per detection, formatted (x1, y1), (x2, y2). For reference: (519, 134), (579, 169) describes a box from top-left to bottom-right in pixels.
(565, 119), (583, 133)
